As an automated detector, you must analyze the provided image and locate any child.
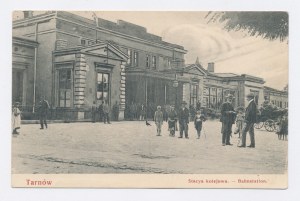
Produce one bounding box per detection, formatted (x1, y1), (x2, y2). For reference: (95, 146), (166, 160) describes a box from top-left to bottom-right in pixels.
(194, 109), (206, 139)
(234, 108), (245, 138)
(12, 102), (21, 135)
(167, 105), (177, 137)
(277, 114), (288, 140)
(154, 106), (164, 136)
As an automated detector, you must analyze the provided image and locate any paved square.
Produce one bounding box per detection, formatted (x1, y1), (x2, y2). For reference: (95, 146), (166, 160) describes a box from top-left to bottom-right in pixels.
(12, 120), (287, 174)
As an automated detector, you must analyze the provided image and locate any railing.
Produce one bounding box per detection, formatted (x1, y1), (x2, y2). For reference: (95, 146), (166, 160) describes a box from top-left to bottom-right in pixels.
(18, 106), (93, 121)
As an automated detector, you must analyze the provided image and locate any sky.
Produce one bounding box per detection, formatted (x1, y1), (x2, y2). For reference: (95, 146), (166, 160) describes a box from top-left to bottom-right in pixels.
(13, 11), (289, 90)
(77, 11), (289, 90)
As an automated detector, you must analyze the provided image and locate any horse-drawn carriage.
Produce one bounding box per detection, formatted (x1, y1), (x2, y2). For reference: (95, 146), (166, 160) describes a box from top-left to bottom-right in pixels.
(254, 103), (288, 132)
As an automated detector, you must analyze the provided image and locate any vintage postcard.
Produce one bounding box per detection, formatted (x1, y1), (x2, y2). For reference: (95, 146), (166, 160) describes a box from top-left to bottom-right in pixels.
(11, 11), (288, 188)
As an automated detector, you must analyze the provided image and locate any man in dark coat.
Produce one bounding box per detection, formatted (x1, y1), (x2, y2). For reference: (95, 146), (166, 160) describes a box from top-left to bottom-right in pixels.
(178, 101), (190, 139)
(220, 94), (236, 146)
(38, 96), (49, 129)
(112, 101), (119, 121)
(239, 93), (257, 148)
(98, 101), (104, 122)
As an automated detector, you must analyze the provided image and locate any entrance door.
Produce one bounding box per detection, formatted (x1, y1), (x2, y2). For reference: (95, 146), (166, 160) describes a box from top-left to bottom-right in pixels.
(12, 69), (24, 104)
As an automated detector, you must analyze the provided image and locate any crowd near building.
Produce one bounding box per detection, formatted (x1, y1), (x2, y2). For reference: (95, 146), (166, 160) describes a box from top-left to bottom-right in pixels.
(12, 11), (288, 120)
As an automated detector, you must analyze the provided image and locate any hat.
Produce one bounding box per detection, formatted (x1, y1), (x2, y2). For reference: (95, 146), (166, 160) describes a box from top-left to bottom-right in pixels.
(225, 94), (234, 99)
(181, 101), (187, 105)
(157, 105), (161, 109)
(246, 93), (255, 98)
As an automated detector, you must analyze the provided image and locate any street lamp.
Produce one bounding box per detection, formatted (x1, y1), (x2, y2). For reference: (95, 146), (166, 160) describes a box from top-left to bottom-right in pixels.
(173, 73), (178, 109)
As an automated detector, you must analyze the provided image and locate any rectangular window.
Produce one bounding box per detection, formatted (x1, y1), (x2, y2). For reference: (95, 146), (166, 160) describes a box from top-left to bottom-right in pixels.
(146, 55), (150, 68)
(190, 84), (198, 106)
(152, 56), (157, 69)
(59, 68), (72, 107)
(81, 39), (86, 46)
(127, 49), (132, 65)
(168, 58), (171, 68)
(97, 72), (110, 103)
(133, 51), (138, 66)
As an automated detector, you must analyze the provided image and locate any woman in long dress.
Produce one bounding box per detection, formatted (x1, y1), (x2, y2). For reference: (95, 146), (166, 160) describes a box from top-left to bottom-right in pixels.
(12, 102), (21, 134)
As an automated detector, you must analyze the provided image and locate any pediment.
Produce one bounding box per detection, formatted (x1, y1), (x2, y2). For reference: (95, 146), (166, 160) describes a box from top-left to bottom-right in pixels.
(187, 65), (207, 76)
(81, 43), (128, 61)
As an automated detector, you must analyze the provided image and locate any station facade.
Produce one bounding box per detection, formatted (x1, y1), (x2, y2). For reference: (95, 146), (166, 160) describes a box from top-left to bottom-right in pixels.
(12, 11), (285, 120)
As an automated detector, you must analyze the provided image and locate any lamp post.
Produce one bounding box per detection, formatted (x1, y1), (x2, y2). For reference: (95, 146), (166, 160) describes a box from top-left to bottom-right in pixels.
(173, 73), (179, 109)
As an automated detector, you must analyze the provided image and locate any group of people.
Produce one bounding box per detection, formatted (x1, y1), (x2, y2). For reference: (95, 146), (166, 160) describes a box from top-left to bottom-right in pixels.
(91, 100), (119, 124)
(152, 92), (260, 148)
(219, 93), (257, 147)
(12, 96), (50, 135)
(154, 101), (206, 139)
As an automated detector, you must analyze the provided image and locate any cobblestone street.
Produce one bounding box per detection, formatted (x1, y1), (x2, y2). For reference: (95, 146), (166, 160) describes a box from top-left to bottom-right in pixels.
(12, 120), (288, 174)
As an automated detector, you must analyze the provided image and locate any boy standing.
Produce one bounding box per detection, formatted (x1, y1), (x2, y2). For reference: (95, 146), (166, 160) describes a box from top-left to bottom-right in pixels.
(154, 106), (164, 136)
(194, 109), (206, 139)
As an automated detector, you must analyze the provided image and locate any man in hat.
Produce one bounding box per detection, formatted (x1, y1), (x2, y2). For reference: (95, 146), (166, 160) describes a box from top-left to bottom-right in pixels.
(38, 96), (49, 129)
(178, 101), (190, 139)
(220, 94), (236, 146)
(167, 104), (177, 137)
(238, 93), (257, 148)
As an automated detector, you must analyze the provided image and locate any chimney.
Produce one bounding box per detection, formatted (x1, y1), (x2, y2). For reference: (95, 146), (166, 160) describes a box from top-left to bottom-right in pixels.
(207, 62), (215, 73)
(23, 11), (33, 18)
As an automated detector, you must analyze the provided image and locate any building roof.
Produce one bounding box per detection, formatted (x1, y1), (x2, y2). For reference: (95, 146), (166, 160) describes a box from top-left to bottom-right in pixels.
(264, 86), (287, 93)
(12, 34), (39, 47)
(13, 11), (185, 51)
(213, 73), (240, 78)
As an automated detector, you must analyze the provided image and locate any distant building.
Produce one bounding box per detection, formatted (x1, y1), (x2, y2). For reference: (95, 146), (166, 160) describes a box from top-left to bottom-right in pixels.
(264, 86), (288, 108)
(182, 60), (265, 109)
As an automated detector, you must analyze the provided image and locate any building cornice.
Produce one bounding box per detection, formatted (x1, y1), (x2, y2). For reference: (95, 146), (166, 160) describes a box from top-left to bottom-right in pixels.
(56, 16), (187, 53)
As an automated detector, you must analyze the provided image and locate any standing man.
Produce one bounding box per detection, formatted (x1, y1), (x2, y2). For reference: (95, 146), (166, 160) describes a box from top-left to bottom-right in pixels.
(238, 93), (257, 148)
(168, 105), (177, 137)
(38, 96), (49, 129)
(112, 101), (119, 121)
(98, 101), (104, 122)
(220, 94), (236, 146)
(102, 101), (111, 124)
(178, 101), (190, 139)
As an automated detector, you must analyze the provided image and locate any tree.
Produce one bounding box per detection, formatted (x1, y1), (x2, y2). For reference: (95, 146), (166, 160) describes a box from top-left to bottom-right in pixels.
(206, 12), (288, 42)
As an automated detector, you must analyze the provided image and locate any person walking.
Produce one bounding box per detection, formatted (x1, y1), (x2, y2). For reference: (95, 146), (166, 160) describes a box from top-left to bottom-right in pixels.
(154, 106), (164, 136)
(38, 96), (49, 129)
(112, 101), (119, 121)
(194, 109), (206, 139)
(178, 101), (190, 139)
(238, 93), (257, 148)
(167, 105), (177, 137)
(102, 101), (111, 124)
(12, 102), (21, 135)
(220, 94), (236, 146)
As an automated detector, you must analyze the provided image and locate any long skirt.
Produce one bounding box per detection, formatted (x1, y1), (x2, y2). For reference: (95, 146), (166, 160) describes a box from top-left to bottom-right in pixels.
(12, 114), (21, 130)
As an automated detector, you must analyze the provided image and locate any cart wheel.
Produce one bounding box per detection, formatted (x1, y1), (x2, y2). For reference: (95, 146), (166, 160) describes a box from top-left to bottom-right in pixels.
(264, 120), (275, 132)
(254, 122), (264, 129)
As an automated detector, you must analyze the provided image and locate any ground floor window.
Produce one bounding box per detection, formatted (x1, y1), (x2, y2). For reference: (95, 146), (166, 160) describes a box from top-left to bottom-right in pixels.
(58, 68), (72, 107)
(12, 69), (24, 104)
(190, 84), (198, 106)
(97, 72), (110, 103)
